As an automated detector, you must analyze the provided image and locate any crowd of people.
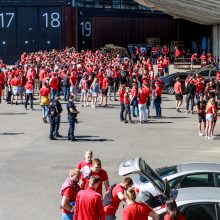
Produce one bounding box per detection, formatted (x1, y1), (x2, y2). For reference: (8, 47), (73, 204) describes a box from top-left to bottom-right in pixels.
(0, 46), (219, 139)
(60, 150), (186, 220)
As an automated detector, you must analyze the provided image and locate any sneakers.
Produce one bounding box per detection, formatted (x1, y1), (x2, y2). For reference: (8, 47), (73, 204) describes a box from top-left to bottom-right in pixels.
(176, 108), (181, 112)
(199, 132), (204, 137)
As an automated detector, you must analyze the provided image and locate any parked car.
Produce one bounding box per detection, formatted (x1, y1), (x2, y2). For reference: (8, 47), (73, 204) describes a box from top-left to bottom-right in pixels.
(133, 162), (220, 198)
(156, 187), (220, 220)
(160, 65), (218, 95)
(119, 158), (220, 207)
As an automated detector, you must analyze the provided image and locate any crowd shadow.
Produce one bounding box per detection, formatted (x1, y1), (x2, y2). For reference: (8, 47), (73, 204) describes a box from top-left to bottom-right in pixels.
(0, 132), (24, 135)
(158, 116), (190, 119)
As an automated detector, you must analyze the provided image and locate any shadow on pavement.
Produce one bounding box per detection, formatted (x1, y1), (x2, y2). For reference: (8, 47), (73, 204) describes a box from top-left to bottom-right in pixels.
(159, 116), (190, 119)
(56, 135), (114, 142)
(0, 132), (24, 135)
(0, 112), (27, 115)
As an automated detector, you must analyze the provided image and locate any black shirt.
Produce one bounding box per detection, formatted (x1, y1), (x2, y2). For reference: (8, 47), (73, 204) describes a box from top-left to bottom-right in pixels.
(197, 100), (207, 114)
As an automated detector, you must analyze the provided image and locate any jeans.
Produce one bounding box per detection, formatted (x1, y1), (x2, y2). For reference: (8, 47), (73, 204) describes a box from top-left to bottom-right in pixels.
(63, 86), (70, 101)
(138, 104), (147, 122)
(51, 89), (58, 100)
(61, 213), (73, 220)
(120, 103), (125, 121)
(125, 104), (131, 121)
(105, 215), (116, 220)
(131, 98), (139, 117)
(41, 105), (48, 118)
(186, 94), (194, 111)
(68, 115), (76, 140)
(155, 97), (162, 117)
(25, 93), (33, 109)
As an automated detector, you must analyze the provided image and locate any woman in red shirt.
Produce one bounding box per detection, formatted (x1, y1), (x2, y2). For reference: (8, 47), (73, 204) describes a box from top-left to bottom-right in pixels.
(154, 82), (162, 118)
(164, 198), (186, 220)
(122, 188), (159, 220)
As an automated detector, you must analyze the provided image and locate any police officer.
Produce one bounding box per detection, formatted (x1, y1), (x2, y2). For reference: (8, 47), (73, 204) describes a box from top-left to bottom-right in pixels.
(66, 95), (79, 141)
(48, 99), (57, 140)
(53, 95), (63, 137)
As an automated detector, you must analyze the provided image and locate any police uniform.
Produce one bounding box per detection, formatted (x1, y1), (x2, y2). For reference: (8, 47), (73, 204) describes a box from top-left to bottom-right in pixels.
(53, 99), (63, 137)
(66, 100), (78, 141)
(48, 104), (57, 140)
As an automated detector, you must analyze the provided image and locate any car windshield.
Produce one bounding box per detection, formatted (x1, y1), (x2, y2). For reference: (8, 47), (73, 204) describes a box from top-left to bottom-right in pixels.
(139, 165), (177, 183)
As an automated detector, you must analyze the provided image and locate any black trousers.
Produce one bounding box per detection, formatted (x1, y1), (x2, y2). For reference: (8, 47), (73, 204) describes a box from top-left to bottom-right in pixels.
(120, 103), (125, 121)
(125, 104), (131, 121)
(68, 115), (76, 140)
(54, 114), (61, 136)
(186, 94), (194, 111)
(25, 93), (33, 109)
(49, 117), (56, 139)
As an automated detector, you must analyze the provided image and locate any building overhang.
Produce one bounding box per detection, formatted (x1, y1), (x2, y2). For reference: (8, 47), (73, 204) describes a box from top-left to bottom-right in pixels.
(135, 0), (220, 25)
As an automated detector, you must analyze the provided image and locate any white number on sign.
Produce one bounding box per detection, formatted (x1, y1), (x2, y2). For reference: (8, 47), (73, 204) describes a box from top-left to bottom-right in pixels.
(0, 13), (15, 28)
(80, 21), (91, 37)
(42, 12), (60, 28)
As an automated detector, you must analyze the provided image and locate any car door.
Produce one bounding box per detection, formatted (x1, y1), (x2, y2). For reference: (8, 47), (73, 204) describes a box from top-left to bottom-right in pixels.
(180, 203), (218, 220)
(119, 157), (170, 197)
(176, 173), (215, 188)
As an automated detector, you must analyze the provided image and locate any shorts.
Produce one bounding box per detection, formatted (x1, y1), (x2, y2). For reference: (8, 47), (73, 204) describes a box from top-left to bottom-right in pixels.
(102, 88), (108, 96)
(12, 86), (20, 96)
(61, 213), (73, 220)
(70, 86), (77, 94)
(175, 94), (183, 101)
(206, 113), (214, 122)
(81, 90), (87, 96)
(198, 114), (206, 123)
(92, 92), (98, 97)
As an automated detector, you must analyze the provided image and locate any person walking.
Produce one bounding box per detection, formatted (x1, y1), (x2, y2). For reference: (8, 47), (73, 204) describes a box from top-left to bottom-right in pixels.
(39, 82), (50, 123)
(73, 176), (105, 220)
(60, 168), (81, 220)
(119, 84), (126, 122)
(185, 79), (196, 114)
(164, 198), (186, 220)
(66, 95), (79, 141)
(122, 188), (159, 220)
(196, 93), (207, 136)
(154, 82), (162, 118)
(174, 77), (183, 112)
(131, 83), (139, 118)
(24, 79), (34, 110)
(104, 177), (133, 220)
(138, 86), (147, 123)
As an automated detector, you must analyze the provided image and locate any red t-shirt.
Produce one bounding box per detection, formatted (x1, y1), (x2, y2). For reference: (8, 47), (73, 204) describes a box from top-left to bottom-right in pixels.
(11, 77), (21, 86)
(62, 187), (78, 214)
(74, 187), (105, 220)
(195, 82), (204, 93)
(70, 75), (77, 86)
(142, 87), (151, 97)
(119, 89), (125, 103)
(131, 88), (138, 98)
(0, 73), (5, 84)
(155, 87), (162, 96)
(164, 213), (186, 220)
(39, 87), (50, 96)
(81, 169), (108, 196)
(25, 81), (33, 90)
(124, 92), (130, 105)
(50, 77), (58, 90)
(206, 104), (215, 114)
(104, 184), (124, 215)
(102, 77), (109, 89)
(138, 90), (147, 104)
(174, 81), (182, 94)
(122, 202), (153, 220)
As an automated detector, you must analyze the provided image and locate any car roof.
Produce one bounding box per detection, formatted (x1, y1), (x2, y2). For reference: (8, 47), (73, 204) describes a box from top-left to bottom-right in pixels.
(172, 187), (220, 203)
(178, 162), (220, 173)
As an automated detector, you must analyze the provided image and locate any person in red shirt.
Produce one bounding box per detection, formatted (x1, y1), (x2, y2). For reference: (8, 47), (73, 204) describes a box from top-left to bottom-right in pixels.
(124, 88), (133, 123)
(157, 61), (164, 77)
(69, 71), (78, 101)
(24, 79), (34, 110)
(119, 84), (126, 121)
(11, 75), (21, 105)
(39, 82), (50, 123)
(164, 198), (186, 220)
(74, 176), (105, 220)
(60, 168), (81, 220)
(80, 75), (87, 107)
(174, 77), (183, 112)
(190, 53), (198, 70)
(77, 150), (93, 177)
(154, 82), (162, 118)
(175, 47), (183, 58)
(131, 83), (139, 118)
(104, 177), (133, 220)
(122, 188), (159, 220)
(101, 74), (109, 107)
(138, 86), (148, 123)
(163, 55), (169, 76)
(0, 71), (5, 103)
(80, 158), (109, 197)
(50, 72), (59, 100)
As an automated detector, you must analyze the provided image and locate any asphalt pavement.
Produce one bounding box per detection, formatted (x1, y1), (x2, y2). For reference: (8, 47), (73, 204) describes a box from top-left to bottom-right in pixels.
(0, 65), (219, 220)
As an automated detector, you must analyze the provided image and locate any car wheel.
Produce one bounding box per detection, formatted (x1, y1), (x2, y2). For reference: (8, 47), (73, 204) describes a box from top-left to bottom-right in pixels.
(166, 86), (175, 95)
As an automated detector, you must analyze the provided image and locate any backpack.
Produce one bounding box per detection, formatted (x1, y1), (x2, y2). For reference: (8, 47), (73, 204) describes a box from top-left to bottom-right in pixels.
(103, 183), (117, 207)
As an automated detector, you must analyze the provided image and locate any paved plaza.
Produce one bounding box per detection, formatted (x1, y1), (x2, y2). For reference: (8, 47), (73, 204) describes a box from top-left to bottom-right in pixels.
(0, 90), (220, 220)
